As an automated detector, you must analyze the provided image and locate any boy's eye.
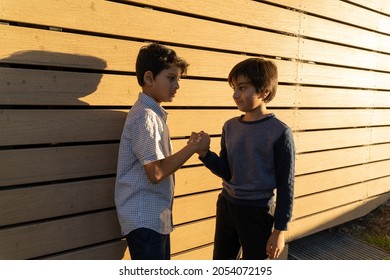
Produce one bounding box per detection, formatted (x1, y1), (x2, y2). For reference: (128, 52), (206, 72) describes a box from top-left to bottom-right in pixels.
(231, 85), (246, 91)
(168, 76), (179, 82)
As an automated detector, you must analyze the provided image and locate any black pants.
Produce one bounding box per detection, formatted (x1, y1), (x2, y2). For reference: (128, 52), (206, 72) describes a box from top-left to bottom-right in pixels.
(126, 228), (171, 260)
(213, 194), (274, 260)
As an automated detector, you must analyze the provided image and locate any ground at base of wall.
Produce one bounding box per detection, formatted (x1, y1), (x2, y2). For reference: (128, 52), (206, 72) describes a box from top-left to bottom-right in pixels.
(288, 200), (390, 260)
(333, 200), (390, 254)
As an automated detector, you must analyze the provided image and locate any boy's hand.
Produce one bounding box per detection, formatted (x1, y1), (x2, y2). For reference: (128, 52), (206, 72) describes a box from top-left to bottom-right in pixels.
(266, 229), (285, 259)
(188, 131), (202, 144)
(188, 131), (210, 157)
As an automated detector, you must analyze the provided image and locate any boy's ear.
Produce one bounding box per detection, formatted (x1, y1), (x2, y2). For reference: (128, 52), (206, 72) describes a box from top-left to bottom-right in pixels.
(260, 91), (269, 100)
(143, 71), (154, 86)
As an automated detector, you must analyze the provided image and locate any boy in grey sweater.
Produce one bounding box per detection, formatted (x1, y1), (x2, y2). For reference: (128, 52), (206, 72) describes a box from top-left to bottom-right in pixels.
(192, 58), (295, 260)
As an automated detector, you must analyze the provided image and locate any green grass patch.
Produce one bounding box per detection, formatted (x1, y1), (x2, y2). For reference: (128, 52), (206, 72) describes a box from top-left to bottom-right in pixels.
(364, 234), (390, 253)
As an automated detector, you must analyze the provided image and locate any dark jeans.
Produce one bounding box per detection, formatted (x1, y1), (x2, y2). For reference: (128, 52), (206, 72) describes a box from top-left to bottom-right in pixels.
(126, 228), (171, 260)
(213, 194), (274, 260)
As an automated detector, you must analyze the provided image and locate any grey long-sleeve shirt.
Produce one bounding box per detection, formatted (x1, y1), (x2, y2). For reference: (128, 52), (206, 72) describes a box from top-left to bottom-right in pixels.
(200, 114), (295, 230)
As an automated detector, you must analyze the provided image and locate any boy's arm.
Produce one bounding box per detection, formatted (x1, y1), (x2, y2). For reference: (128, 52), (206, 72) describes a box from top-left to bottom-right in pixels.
(273, 128), (295, 230)
(199, 150), (231, 181)
(267, 128), (295, 259)
(133, 115), (206, 184)
(199, 130), (231, 181)
(144, 141), (200, 184)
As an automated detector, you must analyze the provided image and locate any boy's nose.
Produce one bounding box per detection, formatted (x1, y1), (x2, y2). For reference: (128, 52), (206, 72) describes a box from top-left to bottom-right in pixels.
(233, 90), (240, 99)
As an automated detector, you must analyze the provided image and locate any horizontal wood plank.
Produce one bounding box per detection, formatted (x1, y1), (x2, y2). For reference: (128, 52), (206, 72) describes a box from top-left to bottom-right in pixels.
(294, 160), (390, 197)
(346, 0), (390, 16)
(366, 176), (390, 197)
(172, 244), (213, 260)
(369, 143), (390, 161)
(171, 218), (215, 254)
(296, 145), (370, 175)
(298, 63), (390, 89)
(0, 144), (118, 187)
(293, 183), (367, 219)
(367, 160), (390, 179)
(0, 68), (136, 106)
(0, 109), (127, 145)
(296, 143), (390, 175)
(173, 191), (219, 225)
(43, 240), (128, 260)
(296, 87), (390, 108)
(294, 109), (390, 130)
(0, 210), (122, 259)
(0, 178), (115, 227)
(294, 127), (390, 153)
(174, 166), (222, 196)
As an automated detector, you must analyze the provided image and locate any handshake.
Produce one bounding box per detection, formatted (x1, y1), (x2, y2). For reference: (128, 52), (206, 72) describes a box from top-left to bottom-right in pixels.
(187, 131), (210, 158)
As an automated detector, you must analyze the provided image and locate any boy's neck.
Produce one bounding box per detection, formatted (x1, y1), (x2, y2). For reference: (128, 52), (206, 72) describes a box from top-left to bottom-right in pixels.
(242, 104), (270, 122)
(142, 90), (160, 104)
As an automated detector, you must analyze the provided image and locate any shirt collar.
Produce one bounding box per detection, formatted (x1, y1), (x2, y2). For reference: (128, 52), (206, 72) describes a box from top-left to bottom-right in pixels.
(138, 92), (168, 121)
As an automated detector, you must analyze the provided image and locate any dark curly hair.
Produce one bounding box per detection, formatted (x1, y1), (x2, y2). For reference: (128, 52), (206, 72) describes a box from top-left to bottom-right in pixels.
(136, 43), (189, 86)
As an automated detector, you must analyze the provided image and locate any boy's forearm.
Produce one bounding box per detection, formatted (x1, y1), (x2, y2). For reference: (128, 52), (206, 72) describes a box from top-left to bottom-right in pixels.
(144, 143), (198, 184)
(199, 150), (231, 181)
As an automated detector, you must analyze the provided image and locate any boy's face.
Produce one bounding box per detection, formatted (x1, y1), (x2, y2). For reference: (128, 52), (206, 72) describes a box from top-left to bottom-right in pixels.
(230, 75), (264, 112)
(145, 64), (181, 103)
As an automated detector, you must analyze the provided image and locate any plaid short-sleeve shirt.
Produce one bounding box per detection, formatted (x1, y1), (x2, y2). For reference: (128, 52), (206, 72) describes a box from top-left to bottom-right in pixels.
(115, 93), (174, 235)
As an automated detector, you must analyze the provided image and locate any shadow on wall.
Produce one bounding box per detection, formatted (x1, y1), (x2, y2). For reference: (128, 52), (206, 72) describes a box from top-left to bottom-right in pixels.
(0, 51), (128, 260)
(0, 50), (107, 106)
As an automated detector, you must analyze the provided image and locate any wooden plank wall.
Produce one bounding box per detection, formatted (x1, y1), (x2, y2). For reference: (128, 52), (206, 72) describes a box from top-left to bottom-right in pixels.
(1, 0), (389, 260)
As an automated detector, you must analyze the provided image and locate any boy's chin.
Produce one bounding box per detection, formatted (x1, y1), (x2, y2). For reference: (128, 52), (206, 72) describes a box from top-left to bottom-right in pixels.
(165, 96), (175, 102)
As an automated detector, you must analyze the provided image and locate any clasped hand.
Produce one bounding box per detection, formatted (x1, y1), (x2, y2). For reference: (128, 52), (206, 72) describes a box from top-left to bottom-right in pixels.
(188, 131), (210, 158)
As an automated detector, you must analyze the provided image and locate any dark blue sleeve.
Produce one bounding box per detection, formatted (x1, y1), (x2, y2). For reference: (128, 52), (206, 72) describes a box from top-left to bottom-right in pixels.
(273, 128), (295, 230)
(199, 129), (231, 181)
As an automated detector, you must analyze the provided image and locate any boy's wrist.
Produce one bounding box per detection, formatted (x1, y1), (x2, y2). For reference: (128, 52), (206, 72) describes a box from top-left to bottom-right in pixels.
(198, 150), (209, 158)
(272, 229), (286, 235)
(198, 149), (209, 159)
